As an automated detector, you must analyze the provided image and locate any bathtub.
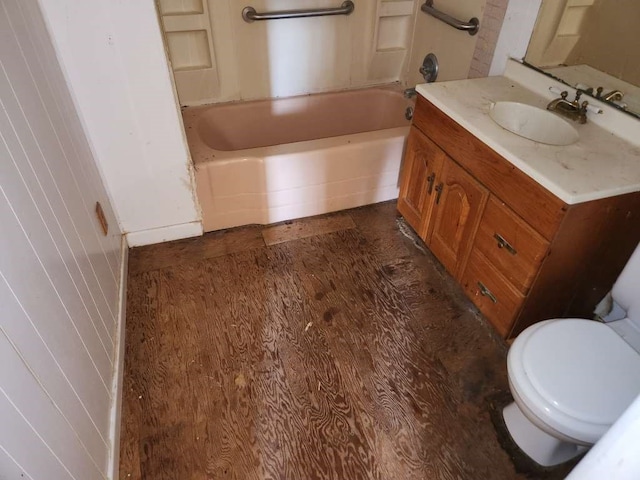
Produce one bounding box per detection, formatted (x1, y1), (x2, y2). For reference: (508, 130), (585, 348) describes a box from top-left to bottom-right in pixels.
(183, 86), (413, 232)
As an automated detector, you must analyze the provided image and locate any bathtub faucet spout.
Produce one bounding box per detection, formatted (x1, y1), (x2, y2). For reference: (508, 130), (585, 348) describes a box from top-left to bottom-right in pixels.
(404, 88), (417, 99)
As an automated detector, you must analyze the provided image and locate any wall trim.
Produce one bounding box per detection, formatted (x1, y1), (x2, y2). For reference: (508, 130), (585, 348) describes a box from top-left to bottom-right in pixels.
(488, 0), (542, 77)
(107, 236), (128, 480)
(125, 220), (203, 247)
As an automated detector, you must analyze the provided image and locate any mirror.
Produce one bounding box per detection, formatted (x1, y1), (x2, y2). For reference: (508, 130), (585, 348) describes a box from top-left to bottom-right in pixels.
(524, 0), (640, 119)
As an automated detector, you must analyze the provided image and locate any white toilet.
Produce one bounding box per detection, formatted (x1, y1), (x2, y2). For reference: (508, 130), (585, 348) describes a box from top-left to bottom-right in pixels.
(504, 243), (640, 467)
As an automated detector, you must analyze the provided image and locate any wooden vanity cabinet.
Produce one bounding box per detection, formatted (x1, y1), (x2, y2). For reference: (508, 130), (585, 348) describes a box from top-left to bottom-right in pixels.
(399, 95), (640, 338)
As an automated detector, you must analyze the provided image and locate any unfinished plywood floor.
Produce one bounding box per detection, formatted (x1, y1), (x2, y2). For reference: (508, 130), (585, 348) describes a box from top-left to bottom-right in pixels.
(120, 202), (525, 480)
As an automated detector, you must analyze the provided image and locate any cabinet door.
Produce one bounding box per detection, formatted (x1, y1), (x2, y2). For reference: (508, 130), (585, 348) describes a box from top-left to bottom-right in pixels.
(427, 159), (489, 278)
(397, 127), (445, 239)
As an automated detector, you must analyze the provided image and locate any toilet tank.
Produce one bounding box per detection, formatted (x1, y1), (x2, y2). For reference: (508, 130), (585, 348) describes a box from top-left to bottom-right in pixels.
(612, 242), (640, 324)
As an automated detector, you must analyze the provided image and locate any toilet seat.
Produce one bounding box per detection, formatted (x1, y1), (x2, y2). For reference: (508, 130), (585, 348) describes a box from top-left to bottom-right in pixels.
(508, 319), (640, 445)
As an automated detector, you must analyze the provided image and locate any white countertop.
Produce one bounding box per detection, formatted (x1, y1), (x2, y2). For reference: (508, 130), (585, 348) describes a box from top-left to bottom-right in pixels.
(415, 62), (640, 205)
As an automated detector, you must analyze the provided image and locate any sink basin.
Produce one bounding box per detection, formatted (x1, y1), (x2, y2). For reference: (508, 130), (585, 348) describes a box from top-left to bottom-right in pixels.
(489, 101), (579, 146)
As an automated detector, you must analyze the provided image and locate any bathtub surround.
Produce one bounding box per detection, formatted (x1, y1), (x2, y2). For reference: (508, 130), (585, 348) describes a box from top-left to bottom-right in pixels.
(0, 0), (126, 477)
(159, 0), (491, 106)
(38, 0), (202, 247)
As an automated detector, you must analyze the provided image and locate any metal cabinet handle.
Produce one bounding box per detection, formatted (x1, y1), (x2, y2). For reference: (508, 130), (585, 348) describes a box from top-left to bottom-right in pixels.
(477, 281), (497, 303)
(494, 233), (517, 255)
(426, 173), (436, 194)
(434, 183), (444, 204)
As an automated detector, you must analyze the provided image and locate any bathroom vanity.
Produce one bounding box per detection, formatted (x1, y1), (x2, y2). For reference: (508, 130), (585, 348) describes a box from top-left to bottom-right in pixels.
(399, 62), (640, 339)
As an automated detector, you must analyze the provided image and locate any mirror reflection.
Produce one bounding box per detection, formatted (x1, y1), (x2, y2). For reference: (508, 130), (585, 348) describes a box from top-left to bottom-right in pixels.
(525, 0), (640, 118)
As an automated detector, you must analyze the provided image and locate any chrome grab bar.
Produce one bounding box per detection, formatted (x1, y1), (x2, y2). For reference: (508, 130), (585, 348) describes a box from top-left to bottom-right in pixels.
(242, 1), (355, 23)
(421, 0), (479, 36)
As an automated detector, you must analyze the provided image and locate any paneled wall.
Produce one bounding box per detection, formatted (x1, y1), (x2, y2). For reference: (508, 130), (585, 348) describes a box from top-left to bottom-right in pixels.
(0, 0), (123, 478)
(161, 0), (489, 105)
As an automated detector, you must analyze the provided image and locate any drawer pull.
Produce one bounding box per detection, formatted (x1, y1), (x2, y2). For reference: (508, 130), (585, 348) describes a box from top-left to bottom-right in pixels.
(494, 233), (517, 255)
(435, 182), (444, 204)
(426, 173), (436, 194)
(477, 281), (497, 303)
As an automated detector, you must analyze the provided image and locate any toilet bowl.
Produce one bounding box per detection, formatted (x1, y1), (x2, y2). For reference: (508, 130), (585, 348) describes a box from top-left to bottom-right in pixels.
(503, 243), (640, 466)
(505, 319), (640, 465)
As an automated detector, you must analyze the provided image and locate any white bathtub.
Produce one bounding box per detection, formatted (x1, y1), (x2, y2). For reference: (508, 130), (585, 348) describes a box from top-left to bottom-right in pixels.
(183, 87), (412, 232)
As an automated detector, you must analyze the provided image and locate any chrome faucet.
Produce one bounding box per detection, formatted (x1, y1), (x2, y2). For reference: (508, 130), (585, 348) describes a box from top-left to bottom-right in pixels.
(404, 88), (417, 99)
(547, 90), (589, 124)
(596, 87), (624, 102)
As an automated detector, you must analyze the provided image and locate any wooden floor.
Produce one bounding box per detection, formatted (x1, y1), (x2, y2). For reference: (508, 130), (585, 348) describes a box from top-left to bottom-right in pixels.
(120, 202), (526, 480)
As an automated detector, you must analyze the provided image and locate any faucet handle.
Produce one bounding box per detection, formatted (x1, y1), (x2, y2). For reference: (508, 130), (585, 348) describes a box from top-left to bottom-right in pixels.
(560, 90), (568, 100)
(577, 100), (590, 124)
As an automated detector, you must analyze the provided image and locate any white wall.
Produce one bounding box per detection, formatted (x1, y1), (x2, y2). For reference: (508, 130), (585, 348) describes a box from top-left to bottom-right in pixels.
(38, 0), (202, 247)
(0, 0), (125, 478)
(488, 0), (542, 76)
(209, 0), (380, 102)
(566, 393), (640, 479)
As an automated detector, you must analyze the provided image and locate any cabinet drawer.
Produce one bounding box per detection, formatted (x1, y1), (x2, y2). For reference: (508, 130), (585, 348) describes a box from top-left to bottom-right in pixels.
(475, 196), (549, 293)
(461, 249), (525, 337)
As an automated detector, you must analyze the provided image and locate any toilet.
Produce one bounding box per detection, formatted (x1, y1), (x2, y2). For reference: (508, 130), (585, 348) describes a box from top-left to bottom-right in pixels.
(504, 243), (640, 467)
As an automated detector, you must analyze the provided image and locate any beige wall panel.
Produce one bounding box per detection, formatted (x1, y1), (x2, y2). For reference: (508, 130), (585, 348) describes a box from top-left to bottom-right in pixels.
(407, 0), (485, 86)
